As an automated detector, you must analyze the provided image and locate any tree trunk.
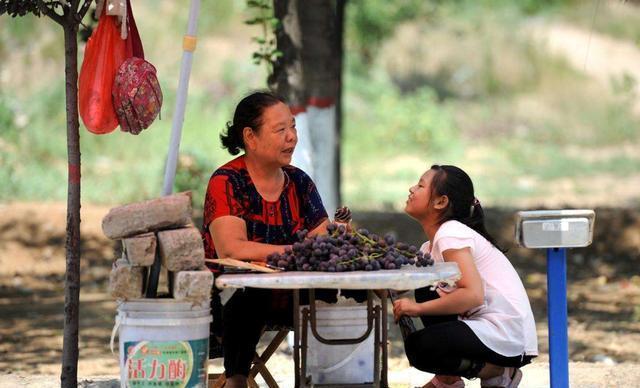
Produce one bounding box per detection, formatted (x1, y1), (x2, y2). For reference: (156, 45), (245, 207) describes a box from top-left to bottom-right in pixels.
(334, 0), (346, 206)
(299, 0), (340, 214)
(270, 0), (305, 107)
(60, 22), (82, 388)
(271, 0), (315, 177)
(271, 0), (342, 213)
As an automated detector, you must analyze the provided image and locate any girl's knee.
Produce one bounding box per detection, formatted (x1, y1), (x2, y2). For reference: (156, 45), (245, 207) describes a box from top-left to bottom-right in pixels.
(404, 334), (433, 368)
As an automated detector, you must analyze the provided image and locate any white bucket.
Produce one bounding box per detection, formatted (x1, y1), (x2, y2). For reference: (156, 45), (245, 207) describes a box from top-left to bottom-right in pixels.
(111, 299), (212, 388)
(305, 305), (379, 385)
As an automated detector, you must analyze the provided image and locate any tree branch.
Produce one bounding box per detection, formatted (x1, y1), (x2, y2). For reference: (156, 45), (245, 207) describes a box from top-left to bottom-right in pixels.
(77, 0), (92, 21)
(37, 0), (65, 25)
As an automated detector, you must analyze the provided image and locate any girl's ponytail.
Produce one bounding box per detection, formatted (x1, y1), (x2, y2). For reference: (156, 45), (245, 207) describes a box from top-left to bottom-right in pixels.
(430, 165), (506, 252)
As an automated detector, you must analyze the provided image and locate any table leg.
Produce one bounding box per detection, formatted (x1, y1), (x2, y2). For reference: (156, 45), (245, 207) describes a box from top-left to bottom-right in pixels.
(373, 297), (381, 388)
(381, 291), (389, 388)
(301, 306), (309, 387)
(293, 290), (300, 388)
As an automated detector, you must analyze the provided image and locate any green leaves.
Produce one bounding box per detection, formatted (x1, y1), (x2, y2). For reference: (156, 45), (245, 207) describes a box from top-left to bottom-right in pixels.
(0, 0), (42, 17)
(244, 0), (280, 77)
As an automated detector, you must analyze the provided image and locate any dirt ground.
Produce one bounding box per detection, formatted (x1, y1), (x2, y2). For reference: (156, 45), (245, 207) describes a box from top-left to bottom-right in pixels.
(0, 202), (639, 386)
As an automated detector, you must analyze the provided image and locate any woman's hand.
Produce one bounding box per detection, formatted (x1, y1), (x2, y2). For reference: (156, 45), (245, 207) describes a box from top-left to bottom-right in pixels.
(210, 216), (290, 262)
(393, 298), (419, 322)
(307, 219), (330, 237)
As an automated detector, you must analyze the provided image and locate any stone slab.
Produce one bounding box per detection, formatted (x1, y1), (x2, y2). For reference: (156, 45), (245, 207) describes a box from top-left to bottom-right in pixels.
(157, 227), (205, 271)
(172, 270), (213, 305)
(122, 232), (157, 267)
(102, 192), (192, 239)
(109, 261), (144, 300)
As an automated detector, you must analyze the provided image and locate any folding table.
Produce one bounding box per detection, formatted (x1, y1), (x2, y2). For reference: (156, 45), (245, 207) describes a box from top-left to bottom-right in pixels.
(215, 262), (461, 388)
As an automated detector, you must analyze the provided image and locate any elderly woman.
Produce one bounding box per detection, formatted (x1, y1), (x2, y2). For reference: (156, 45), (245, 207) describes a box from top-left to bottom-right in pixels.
(202, 91), (329, 387)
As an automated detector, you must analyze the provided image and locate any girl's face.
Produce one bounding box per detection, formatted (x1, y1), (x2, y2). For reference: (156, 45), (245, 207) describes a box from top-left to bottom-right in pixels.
(405, 169), (449, 221)
(245, 102), (298, 167)
(405, 170), (435, 219)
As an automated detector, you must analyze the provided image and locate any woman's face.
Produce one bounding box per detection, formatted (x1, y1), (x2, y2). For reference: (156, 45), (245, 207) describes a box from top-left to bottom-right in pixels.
(246, 102), (298, 166)
(405, 169), (436, 219)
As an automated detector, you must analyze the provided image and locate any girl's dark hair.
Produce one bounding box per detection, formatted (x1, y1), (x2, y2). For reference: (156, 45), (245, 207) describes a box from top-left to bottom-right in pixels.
(220, 91), (287, 155)
(429, 164), (506, 252)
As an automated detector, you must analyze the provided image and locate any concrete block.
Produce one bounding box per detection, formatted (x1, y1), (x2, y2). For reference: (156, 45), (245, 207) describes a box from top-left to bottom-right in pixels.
(157, 227), (204, 271)
(123, 232), (156, 266)
(102, 192), (193, 239)
(172, 270), (213, 305)
(109, 262), (144, 300)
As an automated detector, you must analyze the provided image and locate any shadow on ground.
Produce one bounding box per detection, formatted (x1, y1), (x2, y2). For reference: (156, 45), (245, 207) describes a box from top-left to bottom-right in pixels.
(1, 203), (638, 375)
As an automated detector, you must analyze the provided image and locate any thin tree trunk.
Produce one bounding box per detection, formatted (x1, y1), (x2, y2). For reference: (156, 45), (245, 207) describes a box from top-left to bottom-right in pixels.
(60, 22), (82, 388)
(334, 0), (346, 206)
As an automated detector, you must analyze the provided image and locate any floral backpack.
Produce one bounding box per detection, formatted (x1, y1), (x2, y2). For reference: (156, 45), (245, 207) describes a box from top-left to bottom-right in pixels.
(112, 57), (162, 135)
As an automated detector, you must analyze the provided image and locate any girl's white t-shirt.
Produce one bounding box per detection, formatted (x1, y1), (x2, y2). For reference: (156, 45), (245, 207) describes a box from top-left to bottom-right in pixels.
(421, 220), (538, 357)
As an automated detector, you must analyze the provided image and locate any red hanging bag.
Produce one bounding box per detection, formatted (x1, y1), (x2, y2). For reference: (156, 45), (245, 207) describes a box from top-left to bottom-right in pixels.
(112, 0), (163, 135)
(124, 0), (144, 59)
(78, 10), (127, 134)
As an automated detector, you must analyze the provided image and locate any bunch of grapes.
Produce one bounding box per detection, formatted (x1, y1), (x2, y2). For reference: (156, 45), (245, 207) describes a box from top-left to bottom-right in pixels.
(267, 223), (433, 272)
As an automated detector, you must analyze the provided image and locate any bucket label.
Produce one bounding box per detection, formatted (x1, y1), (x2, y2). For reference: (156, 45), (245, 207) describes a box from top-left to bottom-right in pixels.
(124, 339), (208, 388)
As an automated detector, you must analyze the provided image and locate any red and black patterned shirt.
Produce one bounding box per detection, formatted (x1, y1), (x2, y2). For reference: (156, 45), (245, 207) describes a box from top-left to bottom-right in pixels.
(202, 155), (327, 271)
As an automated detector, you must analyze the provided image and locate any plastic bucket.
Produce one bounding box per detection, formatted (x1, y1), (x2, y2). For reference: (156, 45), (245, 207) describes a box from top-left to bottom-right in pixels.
(111, 299), (212, 388)
(305, 305), (378, 385)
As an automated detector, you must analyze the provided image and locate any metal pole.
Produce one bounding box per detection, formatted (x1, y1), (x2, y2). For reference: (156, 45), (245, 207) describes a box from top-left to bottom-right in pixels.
(547, 247), (569, 388)
(294, 289), (301, 388)
(162, 0), (201, 196)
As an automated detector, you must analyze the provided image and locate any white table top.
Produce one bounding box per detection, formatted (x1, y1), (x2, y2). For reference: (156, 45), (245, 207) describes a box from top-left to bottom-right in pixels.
(215, 262), (460, 291)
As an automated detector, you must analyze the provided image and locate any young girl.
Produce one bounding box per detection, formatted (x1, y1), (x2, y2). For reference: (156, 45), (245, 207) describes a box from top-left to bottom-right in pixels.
(393, 165), (538, 388)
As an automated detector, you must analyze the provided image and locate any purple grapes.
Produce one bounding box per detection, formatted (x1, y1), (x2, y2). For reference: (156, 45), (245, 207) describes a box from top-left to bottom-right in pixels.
(266, 223), (434, 272)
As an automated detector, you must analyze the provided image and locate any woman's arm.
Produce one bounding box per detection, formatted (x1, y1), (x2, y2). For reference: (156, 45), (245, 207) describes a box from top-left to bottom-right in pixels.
(307, 218), (329, 237)
(209, 216), (288, 262)
(393, 247), (484, 319)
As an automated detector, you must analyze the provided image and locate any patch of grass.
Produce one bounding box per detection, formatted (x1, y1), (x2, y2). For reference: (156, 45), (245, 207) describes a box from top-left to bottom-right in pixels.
(341, 63), (465, 209)
(559, 1), (640, 46)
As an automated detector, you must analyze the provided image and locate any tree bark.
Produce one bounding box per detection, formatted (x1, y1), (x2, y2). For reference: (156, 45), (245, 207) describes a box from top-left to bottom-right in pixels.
(270, 0), (305, 107)
(60, 21), (81, 388)
(298, 0), (340, 213)
(299, 0), (338, 101)
(271, 0), (343, 212)
(334, 0), (346, 206)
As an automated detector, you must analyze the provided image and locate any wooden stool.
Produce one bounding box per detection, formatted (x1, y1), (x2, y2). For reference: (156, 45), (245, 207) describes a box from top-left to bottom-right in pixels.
(208, 327), (290, 388)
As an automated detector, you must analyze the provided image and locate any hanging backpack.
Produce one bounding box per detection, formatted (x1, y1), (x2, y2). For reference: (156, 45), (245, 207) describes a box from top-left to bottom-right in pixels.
(112, 57), (162, 135)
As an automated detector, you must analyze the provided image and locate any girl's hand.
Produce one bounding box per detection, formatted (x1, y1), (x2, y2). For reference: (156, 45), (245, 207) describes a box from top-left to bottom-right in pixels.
(393, 298), (418, 322)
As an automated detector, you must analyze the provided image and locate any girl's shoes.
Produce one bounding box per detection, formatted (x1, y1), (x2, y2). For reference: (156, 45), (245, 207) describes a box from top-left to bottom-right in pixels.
(480, 367), (522, 388)
(421, 375), (465, 388)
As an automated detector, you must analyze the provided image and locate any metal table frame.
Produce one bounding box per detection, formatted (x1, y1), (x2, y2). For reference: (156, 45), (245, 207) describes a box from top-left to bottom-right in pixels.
(215, 264), (460, 388)
(293, 289), (388, 388)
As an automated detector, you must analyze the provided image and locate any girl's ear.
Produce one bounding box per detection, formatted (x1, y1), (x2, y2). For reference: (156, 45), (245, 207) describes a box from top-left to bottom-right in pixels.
(433, 195), (449, 210)
(243, 127), (256, 151)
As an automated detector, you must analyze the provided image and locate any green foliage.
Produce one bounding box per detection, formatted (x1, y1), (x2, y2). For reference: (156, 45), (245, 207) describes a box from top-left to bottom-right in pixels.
(0, 93), (15, 134)
(173, 151), (217, 208)
(346, 65), (460, 156)
(342, 65), (462, 209)
(3, 0), (640, 211)
(0, 0), (42, 17)
(346, 0), (436, 64)
(514, 0), (576, 15)
(197, 0), (237, 34)
(244, 0), (281, 77)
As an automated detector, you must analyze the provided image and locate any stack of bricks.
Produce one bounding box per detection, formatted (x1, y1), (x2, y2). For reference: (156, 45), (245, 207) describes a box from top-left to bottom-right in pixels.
(103, 192), (213, 305)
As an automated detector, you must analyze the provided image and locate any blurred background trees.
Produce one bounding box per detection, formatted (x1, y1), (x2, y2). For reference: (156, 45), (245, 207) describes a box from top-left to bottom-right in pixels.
(2, 0), (640, 211)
